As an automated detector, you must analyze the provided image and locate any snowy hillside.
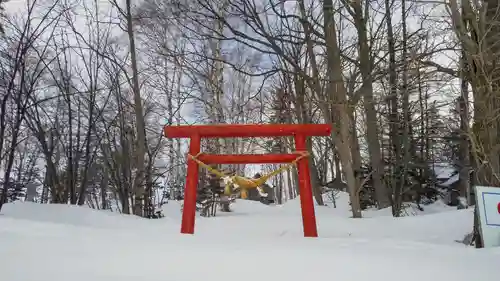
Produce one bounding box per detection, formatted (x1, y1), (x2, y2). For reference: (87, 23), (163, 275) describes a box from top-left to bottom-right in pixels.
(1, 194), (500, 281)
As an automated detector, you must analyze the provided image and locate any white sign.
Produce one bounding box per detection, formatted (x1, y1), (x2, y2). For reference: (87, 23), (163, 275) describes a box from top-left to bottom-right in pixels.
(475, 186), (500, 247)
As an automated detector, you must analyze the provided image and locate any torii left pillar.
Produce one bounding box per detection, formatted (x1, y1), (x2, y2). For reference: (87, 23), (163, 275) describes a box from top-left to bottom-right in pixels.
(164, 123), (332, 237)
(182, 133), (201, 235)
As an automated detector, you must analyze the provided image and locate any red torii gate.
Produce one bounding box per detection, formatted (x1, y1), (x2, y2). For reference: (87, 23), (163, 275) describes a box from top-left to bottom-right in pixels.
(163, 123), (332, 238)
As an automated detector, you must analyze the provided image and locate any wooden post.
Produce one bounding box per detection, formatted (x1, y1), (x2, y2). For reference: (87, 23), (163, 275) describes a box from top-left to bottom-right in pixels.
(294, 133), (318, 237)
(180, 134), (200, 234)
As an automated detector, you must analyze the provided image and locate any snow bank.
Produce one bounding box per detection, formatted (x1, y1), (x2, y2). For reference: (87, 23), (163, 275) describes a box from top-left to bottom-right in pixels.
(1, 195), (499, 281)
(1, 200), (170, 229)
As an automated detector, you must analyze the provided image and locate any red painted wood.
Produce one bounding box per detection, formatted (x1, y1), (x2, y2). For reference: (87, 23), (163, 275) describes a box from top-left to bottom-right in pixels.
(164, 123), (331, 138)
(294, 134), (318, 238)
(180, 134), (200, 235)
(196, 153), (302, 164)
(169, 123), (323, 238)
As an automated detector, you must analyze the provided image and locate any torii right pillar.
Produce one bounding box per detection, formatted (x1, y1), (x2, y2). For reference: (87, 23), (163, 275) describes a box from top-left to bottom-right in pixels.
(294, 133), (317, 237)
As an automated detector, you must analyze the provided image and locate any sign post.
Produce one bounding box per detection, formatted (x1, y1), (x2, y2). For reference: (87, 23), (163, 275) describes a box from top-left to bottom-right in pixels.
(474, 186), (500, 247)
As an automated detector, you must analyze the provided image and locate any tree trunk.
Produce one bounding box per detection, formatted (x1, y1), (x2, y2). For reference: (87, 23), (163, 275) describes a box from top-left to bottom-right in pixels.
(384, 0), (401, 215)
(351, 0), (389, 209)
(348, 109), (362, 202)
(125, 0), (148, 217)
(323, 0), (361, 217)
(399, 0), (411, 216)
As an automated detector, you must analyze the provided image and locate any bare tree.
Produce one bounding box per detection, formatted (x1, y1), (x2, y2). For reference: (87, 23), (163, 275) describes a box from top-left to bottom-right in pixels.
(108, 0), (148, 216)
(0, 0), (63, 209)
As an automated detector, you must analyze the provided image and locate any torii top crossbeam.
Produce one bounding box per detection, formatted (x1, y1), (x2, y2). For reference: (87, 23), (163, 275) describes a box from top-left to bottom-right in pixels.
(164, 123), (332, 138)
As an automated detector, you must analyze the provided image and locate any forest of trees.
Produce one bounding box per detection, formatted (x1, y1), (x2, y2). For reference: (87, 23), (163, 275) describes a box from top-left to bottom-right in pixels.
(0, 0), (498, 245)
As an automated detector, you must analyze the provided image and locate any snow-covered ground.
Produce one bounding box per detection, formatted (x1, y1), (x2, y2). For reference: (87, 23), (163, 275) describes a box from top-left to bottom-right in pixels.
(1, 193), (499, 281)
